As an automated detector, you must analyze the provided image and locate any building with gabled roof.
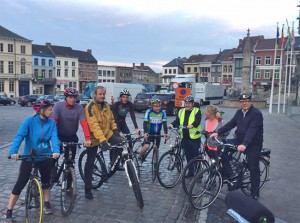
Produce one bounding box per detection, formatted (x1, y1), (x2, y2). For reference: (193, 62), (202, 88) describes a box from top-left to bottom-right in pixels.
(0, 25), (33, 97)
(162, 57), (187, 87)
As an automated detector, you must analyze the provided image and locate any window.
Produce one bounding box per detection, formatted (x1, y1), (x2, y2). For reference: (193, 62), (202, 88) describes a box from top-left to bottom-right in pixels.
(265, 56), (271, 65)
(65, 61), (68, 66)
(103, 70), (106, 76)
(264, 70), (270, 79)
(187, 67), (191, 72)
(9, 61), (14, 73)
(255, 71), (261, 79)
(57, 60), (61, 66)
(112, 71), (115, 77)
(57, 69), (61, 77)
(8, 44), (13, 52)
(212, 67), (216, 72)
(0, 81), (4, 92)
(169, 69), (171, 74)
(275, 56), (280, 65)
(218, 76), (221, 82)
(72, 70), (75, 77)
(20, 59), (26, 74)
(217, 66), (221, 72)
(49, 70), (53, 78)
(173, 69), (176, 74)
(34, 58), (38, 66)
(194, 67), (197, 73)
(223, 66), (227, 72)
(9, 81), (14, 92)
(34, 69), (38, 77)
(49, 59), (53, 66)
(255, 57), (261, 65)
(228, 65), (232, 72)
(41, 70), (45, 77)
(274, 70), (280, 79)
(164, 69), (167, 74)
(211, 77), (215, 82)
(0, 61), (3, 73)
(64, 69), (68, 77)
(107, 70), (111, 77)
(21, 45), (26, 54)
(0, 43), (3, 52)
(98, 70), (102, 76)
(41, 59), (46, 66)
(72, 61), (75, 67)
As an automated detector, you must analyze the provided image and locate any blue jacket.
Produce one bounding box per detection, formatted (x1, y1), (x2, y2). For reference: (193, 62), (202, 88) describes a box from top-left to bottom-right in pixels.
(217, 105), (263, 147)
(9, 115), (60, 157)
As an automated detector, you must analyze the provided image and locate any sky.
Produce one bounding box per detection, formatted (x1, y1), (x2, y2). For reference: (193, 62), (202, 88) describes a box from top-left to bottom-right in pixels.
(0, 0), (298, 72)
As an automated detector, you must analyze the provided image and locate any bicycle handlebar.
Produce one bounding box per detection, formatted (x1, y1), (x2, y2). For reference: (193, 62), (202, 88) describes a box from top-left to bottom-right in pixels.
(211, 137), (237, 149)
(8, 154), (53, 160)
(61, 142), (83, 147)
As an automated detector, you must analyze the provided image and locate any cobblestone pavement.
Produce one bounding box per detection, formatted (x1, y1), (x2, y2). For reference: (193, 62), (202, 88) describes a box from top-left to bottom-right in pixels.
(0, 104), (299, 223)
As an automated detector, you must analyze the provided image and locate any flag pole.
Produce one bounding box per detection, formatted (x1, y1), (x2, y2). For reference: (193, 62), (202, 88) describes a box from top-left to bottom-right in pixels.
(283, 23), (290, 113)
(288, 21), (295, 97)
(269, 22), (279, 114)
(278, 24), (284, 114)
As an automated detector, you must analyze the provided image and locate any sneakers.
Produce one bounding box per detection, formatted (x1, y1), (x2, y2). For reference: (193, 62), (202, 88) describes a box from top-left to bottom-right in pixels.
(44, 202), (53, 215)
(85, 188), (94, 200)
(5, 210), (13, 223)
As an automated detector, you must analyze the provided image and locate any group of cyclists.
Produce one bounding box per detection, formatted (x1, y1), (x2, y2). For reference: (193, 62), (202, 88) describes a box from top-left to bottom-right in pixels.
(5, 84), (264, 221)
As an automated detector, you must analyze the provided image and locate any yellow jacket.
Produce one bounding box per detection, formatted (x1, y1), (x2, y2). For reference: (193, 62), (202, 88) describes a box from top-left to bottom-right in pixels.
(84, 100), (117, 146)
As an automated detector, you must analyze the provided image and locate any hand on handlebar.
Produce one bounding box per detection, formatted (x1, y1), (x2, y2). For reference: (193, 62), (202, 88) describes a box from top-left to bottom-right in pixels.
(119, 131), (126, 139)
(186, 124), (193, 129)
(237, 144), (246, 152)
(84, 139), (92, 147)
(210, 132), (218, 138)
(10, 154), (19, 160)
(164, 134), (170, 141)
(168, 124), (173, 129)
(52, 153), (60, 159)
(144, 133), (149, 139)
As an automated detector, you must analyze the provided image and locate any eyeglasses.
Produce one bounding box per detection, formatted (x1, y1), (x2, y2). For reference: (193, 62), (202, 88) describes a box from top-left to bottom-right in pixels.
(240, 100), (250, 104)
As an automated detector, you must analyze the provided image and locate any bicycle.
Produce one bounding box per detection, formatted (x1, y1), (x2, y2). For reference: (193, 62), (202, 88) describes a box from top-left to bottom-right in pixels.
(156, 128), (186, 188)
(188, 137), (270, 210)
(50, 142), (82, 216)
(78, 140), (144, 208)
(8, 149), (52, 223)
(139, 134), (167, 182)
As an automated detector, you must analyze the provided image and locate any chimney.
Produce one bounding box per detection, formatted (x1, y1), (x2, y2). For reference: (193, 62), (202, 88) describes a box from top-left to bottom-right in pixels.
(46, 42), (51, 47)
(87, 49), (92, 54)
(133, 63), (135, 69)
(140, 63), (144, 69)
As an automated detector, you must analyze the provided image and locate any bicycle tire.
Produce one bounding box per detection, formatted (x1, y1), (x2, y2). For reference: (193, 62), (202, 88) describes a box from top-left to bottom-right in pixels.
(157, 151), (183, 188)
(130, 151), (141, 178)
(126, 161), (144, 209)
(182, 157), (209, 195)
(151, 146), (158, 182)
(78, 150), (106, 189)
(240, 157), (269, 196)
(189, 167), (223, 210)
(25, 177), (43, 223)
(60, 167), (77, 216)
(132, 138), (143, 154)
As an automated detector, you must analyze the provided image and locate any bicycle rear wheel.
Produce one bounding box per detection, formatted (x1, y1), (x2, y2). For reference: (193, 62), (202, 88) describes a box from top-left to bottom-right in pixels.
(60, 167), (77, 216)
(189, 167), (222, 210)
(240, 157), (269, 196)
(78, 150), (106, 189)
(157, 151), (182, 188)
(25, 177), (43, 223)
(126, 161), (144, 209)
(182, 157), (209, 195)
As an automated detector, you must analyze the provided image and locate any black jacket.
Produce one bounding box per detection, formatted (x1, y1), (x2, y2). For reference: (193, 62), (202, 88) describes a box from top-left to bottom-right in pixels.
(217, 105), (263, 147)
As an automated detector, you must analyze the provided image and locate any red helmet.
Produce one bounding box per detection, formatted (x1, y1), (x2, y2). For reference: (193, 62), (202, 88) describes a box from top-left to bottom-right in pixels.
(64, 87), (78, 97)
(33, 100), (52, 112)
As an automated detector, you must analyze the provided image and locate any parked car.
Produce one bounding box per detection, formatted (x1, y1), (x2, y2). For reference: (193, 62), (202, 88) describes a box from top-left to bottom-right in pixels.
(35, 95), (56, 105)
(0, 95), (16, 106)
(54, 95), (65, 102)
(149, 93), (178, 116)
(18, 95), (39, 107)
(133, 92), (157, 112)
(77, 94), (91, 108)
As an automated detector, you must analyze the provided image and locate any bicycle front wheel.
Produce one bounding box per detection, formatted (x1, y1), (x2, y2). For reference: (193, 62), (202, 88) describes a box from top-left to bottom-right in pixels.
(78, 149), (106, 189)
(189, 167), (222, 210)
(25, 177), (43, 223)
(182, 157), (209, 195)
(60, 167), (77, 216)
(126, 161), (144, 209)
(241, 157), (269, 196)
(157, 151), (183, 188)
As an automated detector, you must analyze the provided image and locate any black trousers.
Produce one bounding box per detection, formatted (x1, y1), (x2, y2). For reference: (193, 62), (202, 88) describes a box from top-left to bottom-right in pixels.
(84, 134), (123, 189)
(181, 138), (200, 173)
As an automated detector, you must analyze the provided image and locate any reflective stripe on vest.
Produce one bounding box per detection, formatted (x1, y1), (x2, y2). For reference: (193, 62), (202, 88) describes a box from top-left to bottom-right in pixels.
(178, 107), (201, 139)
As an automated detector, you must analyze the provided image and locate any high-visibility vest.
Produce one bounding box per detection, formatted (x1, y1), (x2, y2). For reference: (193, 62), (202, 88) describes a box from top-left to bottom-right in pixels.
(178, 107), (201, 139)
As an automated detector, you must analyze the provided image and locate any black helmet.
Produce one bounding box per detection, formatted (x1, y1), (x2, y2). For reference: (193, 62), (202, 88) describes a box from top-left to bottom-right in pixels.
(239, 92), (252, 100)
(184, 95), (194, 102)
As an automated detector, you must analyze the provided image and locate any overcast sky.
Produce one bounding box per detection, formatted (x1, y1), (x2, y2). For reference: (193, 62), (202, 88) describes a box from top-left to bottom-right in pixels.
(0, 0), (298, 72)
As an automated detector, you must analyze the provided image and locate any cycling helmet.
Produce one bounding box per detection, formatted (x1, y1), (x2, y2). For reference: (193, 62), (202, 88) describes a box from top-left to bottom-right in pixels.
(184, 95), (194, 102)
(64, 87), (78, 97)
(239, 92), (252, 100)
(33, 100), (52, 112)
(151, 99), (162, 106)
(120, 88), (131, 97)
